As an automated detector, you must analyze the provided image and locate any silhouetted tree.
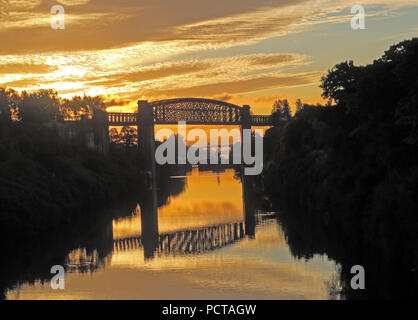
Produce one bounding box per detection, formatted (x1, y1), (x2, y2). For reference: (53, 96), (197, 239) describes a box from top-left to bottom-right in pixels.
(110, 126), (138, 149)
(295, 98), (303, 114)
(18, 89), (62, 123)
(320, 60), (360, 106)
(61, 95), (106, 119)
(264, 38), (418, 299)
(271, 98), (291, 124)
(379, 39), (418, 145)
(0, 87), (18, 122)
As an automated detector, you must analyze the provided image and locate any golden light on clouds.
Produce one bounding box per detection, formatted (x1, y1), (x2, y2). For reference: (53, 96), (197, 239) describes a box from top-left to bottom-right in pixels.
(113, 169), (244, 239)
(1, 0), (417, 113)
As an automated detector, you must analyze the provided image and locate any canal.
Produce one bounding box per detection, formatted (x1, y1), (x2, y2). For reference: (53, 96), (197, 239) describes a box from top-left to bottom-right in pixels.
(5, 169), (339, 300)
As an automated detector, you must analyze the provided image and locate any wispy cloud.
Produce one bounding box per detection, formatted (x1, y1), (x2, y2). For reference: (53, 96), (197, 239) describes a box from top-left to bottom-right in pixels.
(141, 71), (323, 98)
(0, 0), (416, 112)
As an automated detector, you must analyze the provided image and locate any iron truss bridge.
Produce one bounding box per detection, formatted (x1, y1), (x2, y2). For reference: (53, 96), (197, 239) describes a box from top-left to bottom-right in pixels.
(107, 98), (272, 126)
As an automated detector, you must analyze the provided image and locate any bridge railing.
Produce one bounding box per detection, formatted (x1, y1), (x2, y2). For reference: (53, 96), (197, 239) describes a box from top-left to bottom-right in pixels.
(63, 114), (93, 121)
(108, 112), (138, 125)
(251, 115), (272, 126)
(107, 112), (272, 126)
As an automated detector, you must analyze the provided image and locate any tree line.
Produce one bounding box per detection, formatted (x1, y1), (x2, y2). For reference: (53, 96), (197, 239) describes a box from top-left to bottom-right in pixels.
(0, 88), (147, 239)
(0, 88), (106, 123)
(263, 38), (418, 298)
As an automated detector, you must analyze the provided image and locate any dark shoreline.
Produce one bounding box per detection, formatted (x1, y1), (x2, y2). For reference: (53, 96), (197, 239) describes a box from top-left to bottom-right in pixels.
(262, 39), (418, 299)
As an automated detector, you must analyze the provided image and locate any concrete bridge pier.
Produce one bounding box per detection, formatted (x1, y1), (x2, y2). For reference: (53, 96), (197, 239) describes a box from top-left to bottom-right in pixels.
(137, 100), (156, 175)
(240, 105), (256, 238)
(137, 100), (159, 258)
(242, 175), (256, 238)
(240, 104), (251, 137)
(240, 104), (251, 166)
(140, 189), (159, 259)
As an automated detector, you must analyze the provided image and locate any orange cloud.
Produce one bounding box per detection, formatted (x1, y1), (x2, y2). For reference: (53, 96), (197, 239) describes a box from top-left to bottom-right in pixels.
(141, 71), (322, 98)
(0, 63), (57, 74)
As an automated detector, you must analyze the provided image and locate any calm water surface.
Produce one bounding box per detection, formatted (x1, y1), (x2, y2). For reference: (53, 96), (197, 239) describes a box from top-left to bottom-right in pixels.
(6, 169), (339, 300)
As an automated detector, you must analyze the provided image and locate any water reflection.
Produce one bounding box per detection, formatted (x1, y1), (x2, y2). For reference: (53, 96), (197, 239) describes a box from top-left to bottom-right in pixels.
(5, 168), (339, 300)
(114, 222), (245, 257)
(113, 169), (250, 260)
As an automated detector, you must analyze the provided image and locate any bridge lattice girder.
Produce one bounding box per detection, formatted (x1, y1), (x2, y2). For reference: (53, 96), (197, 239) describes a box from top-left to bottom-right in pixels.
(152, 98), (242, 125)
(113, 221), (245, 256)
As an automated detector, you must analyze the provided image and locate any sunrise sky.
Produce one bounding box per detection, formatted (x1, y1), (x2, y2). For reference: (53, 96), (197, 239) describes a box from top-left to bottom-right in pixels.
(1, 0), (417, 114)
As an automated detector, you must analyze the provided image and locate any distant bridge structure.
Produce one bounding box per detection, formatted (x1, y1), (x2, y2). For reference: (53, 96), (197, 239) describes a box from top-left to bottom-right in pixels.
(61, 98), (273, 156)
(107, 98), (272, 126)
(107, 98), (273, 186)
(54, 98), (268, 263)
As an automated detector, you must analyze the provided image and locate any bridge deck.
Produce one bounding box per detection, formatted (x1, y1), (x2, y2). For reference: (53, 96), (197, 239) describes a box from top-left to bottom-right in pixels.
(107, 112), (272, 126)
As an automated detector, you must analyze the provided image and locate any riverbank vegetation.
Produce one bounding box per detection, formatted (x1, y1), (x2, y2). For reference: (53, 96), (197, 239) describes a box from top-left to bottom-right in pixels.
(0, 90), (147, 239)
(264, 38), (418, 298)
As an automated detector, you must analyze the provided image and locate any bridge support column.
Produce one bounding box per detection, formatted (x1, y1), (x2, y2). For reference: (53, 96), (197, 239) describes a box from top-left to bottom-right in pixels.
(242, 175), (256, 238)
(93, 109), (109, 155)
(240, 104), (251, 168)
(240, 105), (256, 237)
(240, 104), (251, 148)
(241, 105), (251, 128)
(138, 100), (156, 180)
(140, 189), (159, 259)
(138, 100), (159, 258)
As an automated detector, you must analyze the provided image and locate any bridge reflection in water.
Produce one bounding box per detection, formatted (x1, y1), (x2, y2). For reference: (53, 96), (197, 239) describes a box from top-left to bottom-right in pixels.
(113, 221), (245, 257)
(6, 168), (340, 300)
(112, 169), (256, 260)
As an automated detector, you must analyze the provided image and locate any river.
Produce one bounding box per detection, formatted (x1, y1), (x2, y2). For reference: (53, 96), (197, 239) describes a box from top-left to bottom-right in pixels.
(5, 168), (340, 300)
